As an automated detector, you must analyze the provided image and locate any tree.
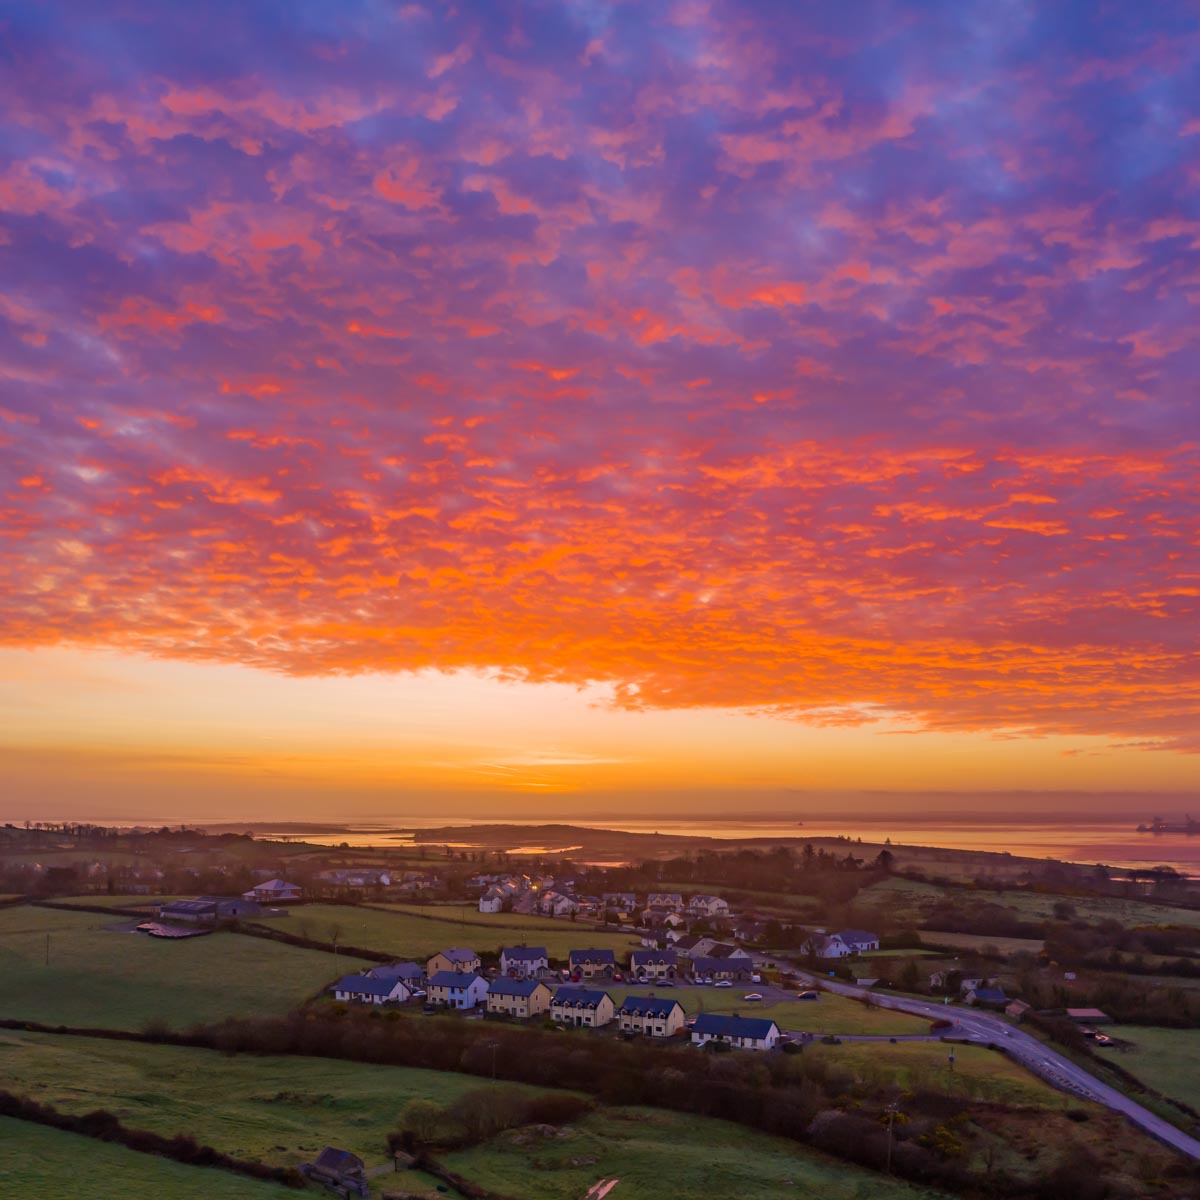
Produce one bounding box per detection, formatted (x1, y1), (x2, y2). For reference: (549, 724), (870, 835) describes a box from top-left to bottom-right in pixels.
(395, 1098), (445, 1148)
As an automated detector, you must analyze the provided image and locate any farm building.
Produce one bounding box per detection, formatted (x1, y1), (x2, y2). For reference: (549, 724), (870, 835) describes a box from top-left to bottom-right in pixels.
(304, 1146), (367, 1197)
(158, 896), (263, 923)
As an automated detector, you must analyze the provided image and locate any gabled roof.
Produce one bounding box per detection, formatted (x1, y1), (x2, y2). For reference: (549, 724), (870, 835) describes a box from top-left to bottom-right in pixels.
(691, 956), (752, 974)
(429, 970), (486, 989)
(707, 943), (751, 959)
(488, 978), (547, 998)
(631, 949), (678, 965)
(617, 995), (682, 1018)
(502, 945), (548, 961)
(553, 986), (612, 1007)
(369, 961), (423, 980)
(334, 974), (398, 997)
(568, 948), (616, 964)
(835, 930), (878, 944)
(692, 1012), (779, 1039)
(970, 987), (1008, 1002)
(313, 1147), (364, 1173)
(439, 947), (479, 963)
(254, 879), (297, 891)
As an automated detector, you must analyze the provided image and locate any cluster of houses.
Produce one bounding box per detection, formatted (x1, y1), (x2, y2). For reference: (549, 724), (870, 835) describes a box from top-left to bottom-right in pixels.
(331, 941), (782, 1051)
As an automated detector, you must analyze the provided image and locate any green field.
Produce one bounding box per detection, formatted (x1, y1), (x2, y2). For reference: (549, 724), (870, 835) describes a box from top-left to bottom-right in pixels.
(857, 877), (1200, 932)
(0, 1030), (565, 1170)
(1110, 1026), (1200, 1113)
(444, 1105), (950, 1200)
(0, 905), (368, 1030)
(918, 931), (1044, 955)
(800, 1040), (1069, 1108)
(606, 985), (928, 1035)
(0, 1117), (302, 1200)
(281, 902), (638, 962)
(0, 1032), (961, 1199)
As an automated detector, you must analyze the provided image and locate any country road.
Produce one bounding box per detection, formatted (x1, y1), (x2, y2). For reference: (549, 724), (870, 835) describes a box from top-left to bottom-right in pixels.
(784, 966), (1200, 1162)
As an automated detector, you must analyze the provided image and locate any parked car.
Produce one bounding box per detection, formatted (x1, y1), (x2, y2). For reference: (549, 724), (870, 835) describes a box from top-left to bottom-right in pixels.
(657, 979), (675, 987)
(750, 973), (762, 984)
(703, 976), (715, 985)
(742, 993), (764, 1002)
(411, 988), (427, 998)
(613, 971), (623, 982)
(797, 990), (820, 1000)
(714, 980), (733, 989)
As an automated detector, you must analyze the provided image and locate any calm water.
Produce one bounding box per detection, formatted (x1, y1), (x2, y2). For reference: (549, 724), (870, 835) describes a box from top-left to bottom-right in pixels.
(203, 816), (1200, 876)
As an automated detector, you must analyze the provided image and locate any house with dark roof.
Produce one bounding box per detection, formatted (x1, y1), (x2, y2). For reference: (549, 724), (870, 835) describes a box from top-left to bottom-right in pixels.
(486, 977), (552, 1019)
(668, 933), (718, 958)
(427, 970), (489, 1009)
(242, 878), (303, 903)
(630, 948), (679, 980)
(568, 948), (616, 978)
(500, 945), (549, 977)
(616, 995), (685, 1037)
(690, 1012), (780, 1051)
(368, 960), (424, 985)
(304, 1146), (367, 1197)
(706, 942), (753, 960)
(158, 896), (263, 923)
(690, 955), (754, 983)
(965, 986), (1008, 1009)
(551, 986), (615, 1028)
(834, 930), (880, 953)
(427, 947), (481, 975)
(687, 894), (730, 917)
(333, 974), (411, 1005)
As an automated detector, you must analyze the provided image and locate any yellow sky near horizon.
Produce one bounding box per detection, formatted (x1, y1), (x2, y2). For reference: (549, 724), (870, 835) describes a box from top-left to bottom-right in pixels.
(0, 646), (1194, 821)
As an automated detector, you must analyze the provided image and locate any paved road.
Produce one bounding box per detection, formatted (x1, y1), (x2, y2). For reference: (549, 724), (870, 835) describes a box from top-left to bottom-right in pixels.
(782, 966), (1200, 1161)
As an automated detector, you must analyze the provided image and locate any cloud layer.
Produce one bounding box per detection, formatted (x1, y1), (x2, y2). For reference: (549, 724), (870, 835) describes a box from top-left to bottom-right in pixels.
(1, 0), (1198, 750)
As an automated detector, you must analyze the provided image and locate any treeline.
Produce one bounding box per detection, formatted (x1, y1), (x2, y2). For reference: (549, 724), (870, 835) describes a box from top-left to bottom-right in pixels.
(0, 1090), (303, 1187)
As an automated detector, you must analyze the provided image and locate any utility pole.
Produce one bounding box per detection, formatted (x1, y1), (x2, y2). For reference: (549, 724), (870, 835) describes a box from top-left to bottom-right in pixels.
(885, 1102), (898, 1173)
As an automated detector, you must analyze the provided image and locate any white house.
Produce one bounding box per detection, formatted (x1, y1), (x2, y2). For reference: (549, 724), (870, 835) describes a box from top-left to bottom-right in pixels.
(687, 894), (730, 917)
(690, 1013), (780, 1051)
(499, 946), (548, 977)
(333, 974), (410, 1005)
(426, 971), (489, 1009)
(242, 879), (303, 903)
(539, 891), (579, 917)
(834, 930), (880, 953)
(478, 887), (506, 914)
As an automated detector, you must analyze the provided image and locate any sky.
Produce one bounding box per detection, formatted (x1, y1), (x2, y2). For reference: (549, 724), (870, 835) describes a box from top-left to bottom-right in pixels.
(0, 1), (1198, 821)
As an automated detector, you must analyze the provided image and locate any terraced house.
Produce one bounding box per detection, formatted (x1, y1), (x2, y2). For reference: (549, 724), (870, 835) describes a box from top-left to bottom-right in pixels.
(499, 945), (548, 977)
(616, 995), (685, 1037)
(427, 971), (489, 1009)
(486, 978), (552, 1019)
(630, 948), (679, 980)
(551, 986), (615, 1028)
(568, 948), (616, 978)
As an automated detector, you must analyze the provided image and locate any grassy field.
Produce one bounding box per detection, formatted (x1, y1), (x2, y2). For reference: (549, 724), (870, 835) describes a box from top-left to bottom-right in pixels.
(1110, 1026), (1200, 1113)
(0, 905), (368, 1030)
(444, 1105), (951, 1200)
(918, 931), (1045, 955)
(0, 1032), (962, 1199)
(281, 902), (638, 962)
(0, 1030), (565, 1170)
(800, 1040), (1069, 1108)
(857, 877), (1200, 932)
(0, 1117), (303, 1200)
(606, 985), (929, 1035)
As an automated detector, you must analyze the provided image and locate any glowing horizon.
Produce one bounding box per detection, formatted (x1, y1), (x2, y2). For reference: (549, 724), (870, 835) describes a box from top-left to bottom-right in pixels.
(1, 2), (1198, 816)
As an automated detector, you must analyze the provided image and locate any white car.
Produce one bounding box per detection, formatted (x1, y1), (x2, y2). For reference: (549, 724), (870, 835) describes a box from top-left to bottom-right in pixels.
(714, 979), (732, 988)
(750, 974), (762, 984)
(742, 993), (764, 1002)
